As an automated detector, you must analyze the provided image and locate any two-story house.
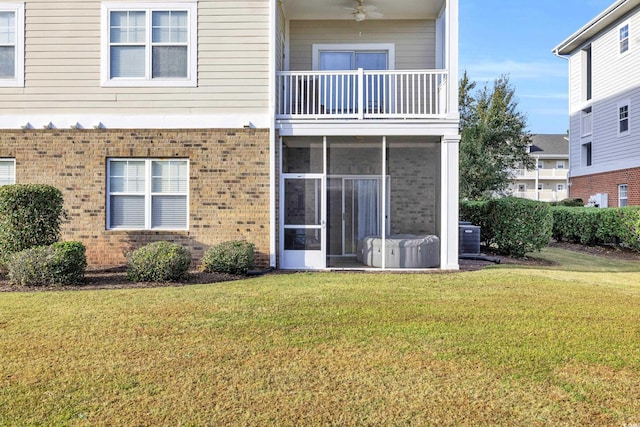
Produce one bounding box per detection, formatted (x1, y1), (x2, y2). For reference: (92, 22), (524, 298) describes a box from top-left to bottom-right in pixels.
(509, 134), (569, 202)
(553, 0), (640, 207)
(0, 0), (460, 270)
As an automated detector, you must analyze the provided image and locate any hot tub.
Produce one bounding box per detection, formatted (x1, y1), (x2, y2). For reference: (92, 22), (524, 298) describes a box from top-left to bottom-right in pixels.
(357, 234), (440, 268)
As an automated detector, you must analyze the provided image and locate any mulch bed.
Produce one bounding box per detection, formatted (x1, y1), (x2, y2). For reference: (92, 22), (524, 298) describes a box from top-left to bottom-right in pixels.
(1, 241), (638, 291)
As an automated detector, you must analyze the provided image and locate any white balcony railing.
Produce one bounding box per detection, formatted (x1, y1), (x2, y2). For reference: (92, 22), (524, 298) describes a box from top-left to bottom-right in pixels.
(513, 190), (569, 202)
(276, 69), (448, 120)
(513, 168), (569, 179)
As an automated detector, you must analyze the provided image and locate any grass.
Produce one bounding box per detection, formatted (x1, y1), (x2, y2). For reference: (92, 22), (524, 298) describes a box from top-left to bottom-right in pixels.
(1, 249), (640, 425)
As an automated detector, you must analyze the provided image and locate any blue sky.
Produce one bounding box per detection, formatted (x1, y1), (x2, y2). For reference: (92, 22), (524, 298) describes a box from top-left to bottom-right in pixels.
(459, 0), (613, 135)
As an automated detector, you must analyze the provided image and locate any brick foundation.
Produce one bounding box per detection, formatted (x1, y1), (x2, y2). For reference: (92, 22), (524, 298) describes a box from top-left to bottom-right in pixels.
(570, 167), (640, 206)
(0, 128), (271, 268)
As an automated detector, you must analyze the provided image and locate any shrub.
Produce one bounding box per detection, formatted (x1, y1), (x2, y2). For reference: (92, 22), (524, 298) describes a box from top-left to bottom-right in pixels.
(461, 198), (552, 257)
(50, 241), (88, 285)
(549, 198), (584, 207)
(551, 206), (640, 250)
(0, 184), (64, 265)
(484, 198), (553, 257)
(201, 240), (255, 275)
(127, 241), (191, 282)
(7, 241), (87, 286)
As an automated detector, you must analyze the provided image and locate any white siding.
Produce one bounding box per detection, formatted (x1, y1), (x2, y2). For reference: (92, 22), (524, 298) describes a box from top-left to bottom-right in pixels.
(568, 7), (640, 177)
(0, 0), (271, 115)
(289, 19), (435, 71)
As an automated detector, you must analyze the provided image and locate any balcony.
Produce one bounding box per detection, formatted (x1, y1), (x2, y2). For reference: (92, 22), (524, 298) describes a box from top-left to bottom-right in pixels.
(513, 190), (569, 203)
(513, 168), (569, 180)
(276, 69), (448, 120)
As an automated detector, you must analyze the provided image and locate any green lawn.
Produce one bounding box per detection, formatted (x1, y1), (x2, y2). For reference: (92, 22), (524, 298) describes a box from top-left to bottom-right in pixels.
(1, 249), (640, 425)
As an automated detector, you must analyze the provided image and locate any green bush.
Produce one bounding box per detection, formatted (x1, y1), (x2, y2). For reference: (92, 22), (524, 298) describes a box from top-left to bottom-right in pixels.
(551, 206), (640, 250)
(201, 240), (255, 275)
(549, 198), (584, 207)
(0, 184), (64, 265)
(127, 241), (191, 282)
(7, 241), (87, 286)
(460, 198), (552, 257)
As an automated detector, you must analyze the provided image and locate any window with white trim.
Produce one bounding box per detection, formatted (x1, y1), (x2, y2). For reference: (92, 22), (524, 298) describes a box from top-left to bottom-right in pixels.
(556, 161), (565, 169)
(0, 3), (24, 87)
(0, 159), (15, 186)
(537, 160), (544, 169)
(107, 159), (189, 230)
(581, 106), (592, 136)
(620, 24), (629, 54)
(537, 183), (543, 191)
(619, 184), (628, 207)
(619, 102), (630, 135)
(556, 184), (565, 192)
(101, 2), (197, 87)
(582, 142), (592, 166)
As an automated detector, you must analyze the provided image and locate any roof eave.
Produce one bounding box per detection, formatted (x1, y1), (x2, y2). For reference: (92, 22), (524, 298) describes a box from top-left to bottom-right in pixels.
(552, 0), (638, 56)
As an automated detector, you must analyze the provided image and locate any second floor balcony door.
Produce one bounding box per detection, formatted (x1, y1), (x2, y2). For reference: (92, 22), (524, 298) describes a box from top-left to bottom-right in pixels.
(319, 50), (388, 114)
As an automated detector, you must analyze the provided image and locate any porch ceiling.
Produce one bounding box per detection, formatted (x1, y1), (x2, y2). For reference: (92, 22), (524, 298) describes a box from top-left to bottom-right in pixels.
(280, 0), (445, 20)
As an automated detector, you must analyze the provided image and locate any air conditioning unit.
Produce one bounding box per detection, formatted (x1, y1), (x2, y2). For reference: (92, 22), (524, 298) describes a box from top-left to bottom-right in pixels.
(459, 224), (480, 256)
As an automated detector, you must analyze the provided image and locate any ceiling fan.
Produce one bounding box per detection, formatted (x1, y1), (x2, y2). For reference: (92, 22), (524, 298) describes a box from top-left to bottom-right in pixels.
(344, 0), (383, 22)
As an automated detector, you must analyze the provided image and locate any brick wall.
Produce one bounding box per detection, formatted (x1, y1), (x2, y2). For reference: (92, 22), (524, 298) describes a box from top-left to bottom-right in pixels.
(570, 167), (640, 207)
(0, 128), (271, 268)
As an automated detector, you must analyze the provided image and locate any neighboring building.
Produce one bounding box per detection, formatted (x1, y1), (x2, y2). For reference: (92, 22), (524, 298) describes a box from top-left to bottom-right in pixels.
(509, 134), (569, 202)
(553, 0), (640, 207)
(0, 0), (460, 270)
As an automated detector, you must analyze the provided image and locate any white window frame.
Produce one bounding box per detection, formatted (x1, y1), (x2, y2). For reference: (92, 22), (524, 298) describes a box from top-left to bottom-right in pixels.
(581, 106), (592, 137)
(537, 183), (543, 191)
(100, 2), (197, 87)
(556, 184), (565, 192)
(107, 158), (189, 230)
(582, 142), (592, 167)
(556, 161), (565, 169)
(0, 159), (16, 186)
(619, 184), (628, 207)
(0, 3), (24, 88)
(620, 23), (630, 55)
(618, 100), (630, 136)
(311, 43), (396, 71)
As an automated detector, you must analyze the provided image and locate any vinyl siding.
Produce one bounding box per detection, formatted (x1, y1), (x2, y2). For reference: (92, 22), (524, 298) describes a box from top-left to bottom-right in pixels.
(568, 6), (640, 178)
(0, 0), (271, 114)
(288, 19), (435, 71)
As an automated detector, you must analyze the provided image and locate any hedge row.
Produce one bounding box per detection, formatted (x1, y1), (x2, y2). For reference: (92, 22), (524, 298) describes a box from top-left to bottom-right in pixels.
(551, 206), (640, 250)
(460, 197), (553, 257)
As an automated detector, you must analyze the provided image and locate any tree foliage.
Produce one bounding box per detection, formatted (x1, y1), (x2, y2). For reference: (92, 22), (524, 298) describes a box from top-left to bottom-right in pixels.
(459, 72), (534, 200)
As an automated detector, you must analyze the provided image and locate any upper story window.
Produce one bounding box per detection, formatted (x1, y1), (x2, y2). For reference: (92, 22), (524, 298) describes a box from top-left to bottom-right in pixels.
(581, 107), (592, 136)
(101, 2), (197, 87)
(582, 142), (592, 167)
(619, 102), (630, 136)
(107, 159), (189, 230)
(556, 161), (565, 169)
(537, 161), (544, 169)
(620, 24), (629, 54)
(0, 159), (15, 186)
(0, 3), (24, 87)
(581, 46), (592, 102)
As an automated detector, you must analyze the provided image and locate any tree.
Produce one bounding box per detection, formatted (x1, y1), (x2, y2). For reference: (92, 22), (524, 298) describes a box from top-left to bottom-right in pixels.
(459, 72), (534, 200)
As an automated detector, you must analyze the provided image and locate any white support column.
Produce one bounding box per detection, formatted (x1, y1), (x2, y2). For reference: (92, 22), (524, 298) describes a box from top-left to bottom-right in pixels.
(269, 0), (277, 268)
(445, 0), (459, 121)
(381, 136), (387, 270)
(440, 134), (460, 270)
